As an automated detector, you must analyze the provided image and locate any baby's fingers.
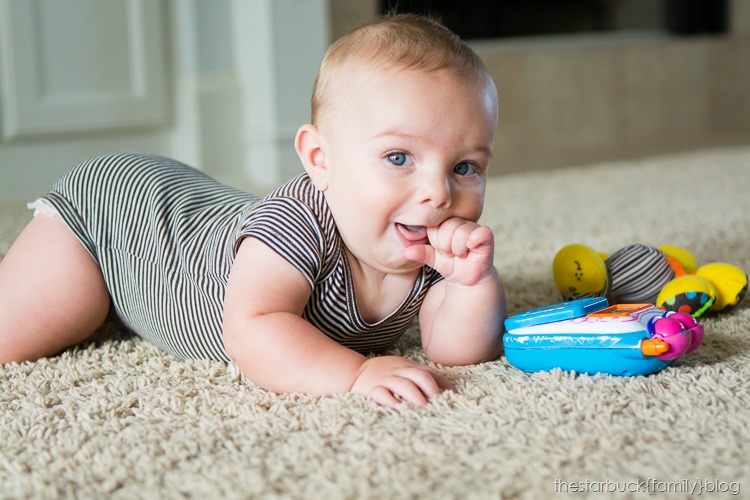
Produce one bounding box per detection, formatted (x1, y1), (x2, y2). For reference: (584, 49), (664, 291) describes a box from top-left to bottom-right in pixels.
(426, 367), (455, 392)
(371, 372), (448, 409)
(369, 386), (403, 409)
(385, 376), (431, 407)
(466, 225), (494, 251)
(399, 367), (453, 400)
(351, 357), (453, 409)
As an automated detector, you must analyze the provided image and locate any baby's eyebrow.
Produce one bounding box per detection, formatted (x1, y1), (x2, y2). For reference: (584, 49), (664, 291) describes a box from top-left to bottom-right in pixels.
(370, 130), (418, 141)
(370, 130), (493, 160)
(453, 144), (493, 163)
(471, 145), (493, 159)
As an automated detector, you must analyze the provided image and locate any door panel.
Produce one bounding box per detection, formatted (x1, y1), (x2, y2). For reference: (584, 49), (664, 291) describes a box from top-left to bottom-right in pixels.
(0, 0), (168, 140)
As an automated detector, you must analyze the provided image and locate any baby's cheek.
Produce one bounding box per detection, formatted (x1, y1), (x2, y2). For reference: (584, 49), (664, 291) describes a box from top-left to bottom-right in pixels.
(456, 193), (485, 223)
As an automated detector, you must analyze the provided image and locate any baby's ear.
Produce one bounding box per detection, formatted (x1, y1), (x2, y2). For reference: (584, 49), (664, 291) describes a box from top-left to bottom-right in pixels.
(294, 124), (328, 191)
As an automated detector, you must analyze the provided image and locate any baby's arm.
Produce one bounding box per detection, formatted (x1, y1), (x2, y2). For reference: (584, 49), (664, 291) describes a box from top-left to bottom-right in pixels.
(405, 218), (506, 366)
(223, 237), (452, 408)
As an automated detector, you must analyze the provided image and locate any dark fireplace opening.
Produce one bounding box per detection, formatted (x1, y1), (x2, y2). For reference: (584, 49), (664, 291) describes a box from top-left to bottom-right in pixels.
(381, 0), (729, 39)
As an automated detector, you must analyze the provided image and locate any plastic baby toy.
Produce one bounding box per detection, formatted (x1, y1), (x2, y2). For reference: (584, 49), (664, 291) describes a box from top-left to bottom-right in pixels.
(503, 298), (704, 376)
(552, 243), (747, 318)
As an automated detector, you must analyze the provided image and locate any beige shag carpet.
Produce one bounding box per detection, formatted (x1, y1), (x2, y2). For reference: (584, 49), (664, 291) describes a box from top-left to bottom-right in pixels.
(2, 147), (749, 499)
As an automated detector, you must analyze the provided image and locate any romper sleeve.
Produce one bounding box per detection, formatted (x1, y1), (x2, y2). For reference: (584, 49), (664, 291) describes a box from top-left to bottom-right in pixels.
(426, 266), (445, 287)
(234, 196), (326, 289)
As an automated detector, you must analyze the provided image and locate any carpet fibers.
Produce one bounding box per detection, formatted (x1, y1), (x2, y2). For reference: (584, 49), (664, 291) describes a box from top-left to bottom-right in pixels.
(2, 147), (749, 499)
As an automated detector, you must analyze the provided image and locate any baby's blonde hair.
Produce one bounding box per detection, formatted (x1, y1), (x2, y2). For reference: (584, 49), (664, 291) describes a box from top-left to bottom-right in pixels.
(311, 14), (495, 126)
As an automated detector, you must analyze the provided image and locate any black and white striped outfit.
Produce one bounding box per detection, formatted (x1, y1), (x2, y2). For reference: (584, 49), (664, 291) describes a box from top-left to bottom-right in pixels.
(31, 153), (443, 361)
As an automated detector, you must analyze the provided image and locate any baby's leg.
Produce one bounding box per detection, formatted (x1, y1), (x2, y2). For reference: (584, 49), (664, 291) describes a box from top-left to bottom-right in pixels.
(0, 215), (110, 363)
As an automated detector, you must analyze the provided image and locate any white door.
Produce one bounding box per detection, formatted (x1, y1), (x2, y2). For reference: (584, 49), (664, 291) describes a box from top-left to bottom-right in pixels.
(0, 0), (170, 200)
(0, 0), (331, 202)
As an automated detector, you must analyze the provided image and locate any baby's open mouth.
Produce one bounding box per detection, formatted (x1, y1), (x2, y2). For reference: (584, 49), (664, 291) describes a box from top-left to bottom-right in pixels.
(395, 223), (429, 245)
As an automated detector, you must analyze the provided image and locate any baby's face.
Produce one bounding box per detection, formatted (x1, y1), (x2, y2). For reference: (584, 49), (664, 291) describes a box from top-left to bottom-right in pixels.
(316, 63), (498, 275)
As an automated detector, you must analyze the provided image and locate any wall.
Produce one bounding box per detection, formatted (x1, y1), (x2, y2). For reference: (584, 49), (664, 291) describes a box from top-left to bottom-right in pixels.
(0, 0), (329, 202)
(329, 0), (378, 39)
(1, 1), (748, 204)
(477, 32), (750, 174)
(0, 0), (174, 201)
(327, 1), (750, 176)
(474, 1), (750, 174)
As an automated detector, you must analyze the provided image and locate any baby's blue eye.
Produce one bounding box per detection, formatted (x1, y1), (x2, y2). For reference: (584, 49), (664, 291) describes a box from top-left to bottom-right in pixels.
(386, 152), (411, 167)
(454, 162), (476, 176)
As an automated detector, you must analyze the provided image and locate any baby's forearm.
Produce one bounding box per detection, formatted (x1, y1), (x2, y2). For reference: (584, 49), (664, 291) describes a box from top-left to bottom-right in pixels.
(421, 269), (506, 366)
(223, 312), (367, 395)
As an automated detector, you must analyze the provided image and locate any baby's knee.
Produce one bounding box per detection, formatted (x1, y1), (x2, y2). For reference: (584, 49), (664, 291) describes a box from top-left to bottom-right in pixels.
(0, 334), (38, 365)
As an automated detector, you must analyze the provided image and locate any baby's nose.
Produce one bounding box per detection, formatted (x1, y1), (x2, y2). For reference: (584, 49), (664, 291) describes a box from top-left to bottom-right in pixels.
(416, 173), (451, 209)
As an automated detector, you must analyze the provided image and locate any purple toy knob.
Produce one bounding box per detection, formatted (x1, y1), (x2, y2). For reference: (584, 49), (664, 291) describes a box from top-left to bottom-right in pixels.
(652, 316), (693, 360)
(666, 312), (704, 353)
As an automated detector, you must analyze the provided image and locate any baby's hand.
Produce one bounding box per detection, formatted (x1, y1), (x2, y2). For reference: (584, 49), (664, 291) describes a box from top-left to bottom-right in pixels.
(404, 217), (495, 286)
(350, 356), (454, 409)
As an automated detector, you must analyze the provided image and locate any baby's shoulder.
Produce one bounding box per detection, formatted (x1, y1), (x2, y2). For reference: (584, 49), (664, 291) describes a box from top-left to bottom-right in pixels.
(264, 173), (321, 204)
(251, 173), (333, 230)
(238, 173), (341, 282)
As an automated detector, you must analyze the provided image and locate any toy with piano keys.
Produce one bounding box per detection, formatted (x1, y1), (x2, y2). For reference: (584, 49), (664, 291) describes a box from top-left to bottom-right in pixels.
(503, 298), (704, 376)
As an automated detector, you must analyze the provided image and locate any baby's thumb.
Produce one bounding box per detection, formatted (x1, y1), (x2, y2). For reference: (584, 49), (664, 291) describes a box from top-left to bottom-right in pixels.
(404, 244), (435, 267)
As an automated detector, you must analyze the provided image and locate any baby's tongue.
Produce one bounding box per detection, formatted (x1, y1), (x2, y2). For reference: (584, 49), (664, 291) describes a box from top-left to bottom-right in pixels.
(399, 223), (428, 242)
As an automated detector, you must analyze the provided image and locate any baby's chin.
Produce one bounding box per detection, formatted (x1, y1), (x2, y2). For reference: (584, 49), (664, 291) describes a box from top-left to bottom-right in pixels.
(383, 248), (428, 274)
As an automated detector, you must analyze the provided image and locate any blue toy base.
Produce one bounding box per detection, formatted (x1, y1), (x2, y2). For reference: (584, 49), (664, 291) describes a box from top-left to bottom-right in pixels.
(503, 299), (701, 377)
(504, 343), (675, 376)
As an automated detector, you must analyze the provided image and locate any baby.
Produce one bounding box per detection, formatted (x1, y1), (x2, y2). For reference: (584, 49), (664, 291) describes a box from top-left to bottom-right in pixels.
(0, 14), (506, 409)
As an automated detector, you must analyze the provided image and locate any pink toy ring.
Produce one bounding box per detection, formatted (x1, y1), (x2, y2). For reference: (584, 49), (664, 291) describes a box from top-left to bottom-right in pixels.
(652, 314), (703, 360)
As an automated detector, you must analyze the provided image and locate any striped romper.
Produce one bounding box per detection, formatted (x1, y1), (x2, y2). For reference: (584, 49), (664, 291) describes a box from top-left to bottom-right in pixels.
(31, 153), (443, 361)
